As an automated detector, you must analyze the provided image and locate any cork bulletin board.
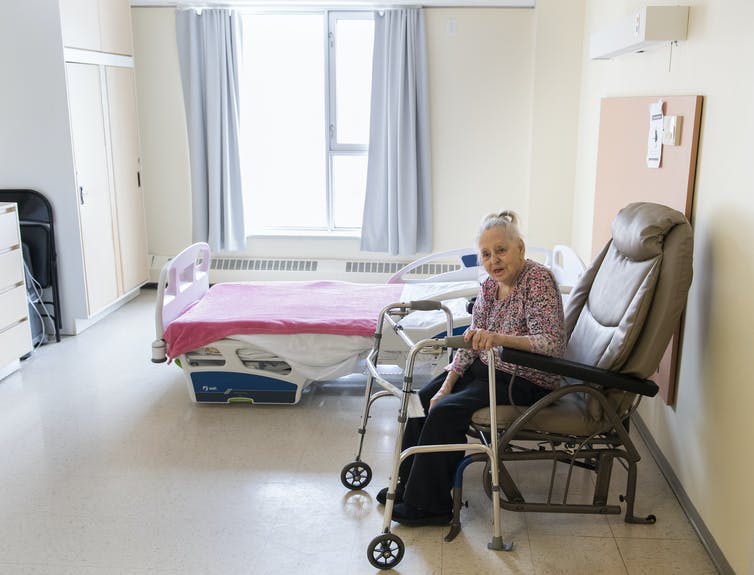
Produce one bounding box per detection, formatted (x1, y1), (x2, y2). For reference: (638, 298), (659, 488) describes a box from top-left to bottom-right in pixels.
(592, 95), (703, 404)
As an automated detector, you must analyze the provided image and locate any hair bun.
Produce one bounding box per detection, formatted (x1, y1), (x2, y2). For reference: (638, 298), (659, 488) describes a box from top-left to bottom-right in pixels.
(477, 209), (523, 243)
(498, 210), (518, 225)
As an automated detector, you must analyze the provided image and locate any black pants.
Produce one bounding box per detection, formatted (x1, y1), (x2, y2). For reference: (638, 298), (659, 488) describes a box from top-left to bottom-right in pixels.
(399, 358), (549, 513)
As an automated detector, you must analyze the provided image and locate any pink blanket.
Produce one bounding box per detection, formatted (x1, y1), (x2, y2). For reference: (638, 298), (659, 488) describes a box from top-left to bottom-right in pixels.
(163, 281), (404, 359)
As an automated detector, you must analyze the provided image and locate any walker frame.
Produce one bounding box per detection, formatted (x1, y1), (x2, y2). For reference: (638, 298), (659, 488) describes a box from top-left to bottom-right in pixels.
(339, 300), (512, 570)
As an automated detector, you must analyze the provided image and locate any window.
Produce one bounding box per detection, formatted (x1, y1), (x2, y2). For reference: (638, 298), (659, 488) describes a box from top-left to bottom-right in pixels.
(239, 11), (374, 236)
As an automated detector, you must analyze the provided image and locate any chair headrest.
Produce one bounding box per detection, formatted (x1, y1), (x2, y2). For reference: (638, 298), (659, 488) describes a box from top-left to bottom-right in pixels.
(564, 201), (693, 382)
(611, 202), (688, 261)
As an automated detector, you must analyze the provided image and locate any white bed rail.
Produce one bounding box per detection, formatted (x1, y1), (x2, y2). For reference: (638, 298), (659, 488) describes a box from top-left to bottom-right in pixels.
(387, 244), (585, 293)
(152, 242), (211, 362)
(387, 247), (481, 284)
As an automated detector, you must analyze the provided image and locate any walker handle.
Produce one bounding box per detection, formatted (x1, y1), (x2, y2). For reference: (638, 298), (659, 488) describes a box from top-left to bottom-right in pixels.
(444, 335), (472, 349)
(408, 300), (443, 311)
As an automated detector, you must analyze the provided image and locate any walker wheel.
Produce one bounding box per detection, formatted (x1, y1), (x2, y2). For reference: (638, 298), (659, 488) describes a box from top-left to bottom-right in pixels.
(367, 533), (405, 570)
(340, 461), (372, 490)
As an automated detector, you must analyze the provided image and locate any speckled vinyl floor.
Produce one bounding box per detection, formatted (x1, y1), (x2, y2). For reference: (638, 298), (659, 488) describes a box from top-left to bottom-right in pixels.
(0, 290), (717, 574)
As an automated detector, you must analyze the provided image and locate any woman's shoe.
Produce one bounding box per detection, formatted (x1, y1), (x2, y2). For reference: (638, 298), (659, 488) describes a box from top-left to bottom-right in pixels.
(390, 502), (452, 526)
(376, 484), (404, 506)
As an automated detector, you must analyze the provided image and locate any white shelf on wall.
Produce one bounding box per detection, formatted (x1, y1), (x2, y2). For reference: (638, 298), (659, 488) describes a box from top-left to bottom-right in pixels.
(590, 6), (689, 60)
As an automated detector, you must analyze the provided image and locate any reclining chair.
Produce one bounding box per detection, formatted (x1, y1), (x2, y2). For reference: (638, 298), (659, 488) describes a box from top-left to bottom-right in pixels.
(446, 201), (694, 542)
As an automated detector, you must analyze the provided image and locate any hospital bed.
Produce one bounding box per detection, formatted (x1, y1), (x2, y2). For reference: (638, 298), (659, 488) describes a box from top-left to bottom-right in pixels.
(151, 242), (584, 405)
(151, 242), (484, 404)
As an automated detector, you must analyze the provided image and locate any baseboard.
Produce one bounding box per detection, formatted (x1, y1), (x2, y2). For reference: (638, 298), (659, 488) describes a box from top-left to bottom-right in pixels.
(634, 414), (735, 575)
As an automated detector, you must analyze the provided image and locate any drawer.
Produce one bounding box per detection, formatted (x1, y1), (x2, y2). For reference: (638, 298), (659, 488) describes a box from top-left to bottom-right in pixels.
(0, 319), (32, 367)
(0, 248), (25, 290)
(0, 208), (21, 249)
(0, 285), (28, 330)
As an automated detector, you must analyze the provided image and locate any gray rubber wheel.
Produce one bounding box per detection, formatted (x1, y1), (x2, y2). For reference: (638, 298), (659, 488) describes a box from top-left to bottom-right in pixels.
(340, 461), (372, 489)
(367, 533), (405, 570)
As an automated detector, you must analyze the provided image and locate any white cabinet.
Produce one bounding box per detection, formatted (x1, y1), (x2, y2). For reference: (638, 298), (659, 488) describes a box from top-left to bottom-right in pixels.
(67, 62), (120, 314)
(0, 204), (32, 378)
(67, 60), (148, 315)
(106, 66), (149, 295)
(0, 0), (148, 333)
(60, 0), (134, 55)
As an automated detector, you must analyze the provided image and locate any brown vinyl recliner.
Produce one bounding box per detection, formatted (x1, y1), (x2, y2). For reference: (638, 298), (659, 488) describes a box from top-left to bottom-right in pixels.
(446, 202), (694, 542)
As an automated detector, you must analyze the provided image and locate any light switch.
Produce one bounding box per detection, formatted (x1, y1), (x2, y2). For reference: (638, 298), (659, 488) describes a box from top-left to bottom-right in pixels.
(447, 17), (457, 37)
(662, 115), (682, 146)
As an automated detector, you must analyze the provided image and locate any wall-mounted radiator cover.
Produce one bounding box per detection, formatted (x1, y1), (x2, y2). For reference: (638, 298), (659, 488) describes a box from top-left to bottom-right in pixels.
(148, 254), (461, 284)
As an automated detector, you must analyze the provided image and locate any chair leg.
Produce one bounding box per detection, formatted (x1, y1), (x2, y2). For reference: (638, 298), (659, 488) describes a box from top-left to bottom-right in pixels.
(592, 453), (614, 506)
(622, 460), (656, 524)
(445, 455), (476, 542)
(51, 264), (62, 342)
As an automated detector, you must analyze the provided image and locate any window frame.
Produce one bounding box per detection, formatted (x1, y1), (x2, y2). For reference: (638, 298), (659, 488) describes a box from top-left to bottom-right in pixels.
(240, 9), (374, 238)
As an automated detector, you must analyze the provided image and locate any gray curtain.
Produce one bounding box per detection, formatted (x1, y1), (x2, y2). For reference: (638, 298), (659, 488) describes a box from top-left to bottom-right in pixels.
(360, 8), (432, 256)
(176, 8), (245, 252)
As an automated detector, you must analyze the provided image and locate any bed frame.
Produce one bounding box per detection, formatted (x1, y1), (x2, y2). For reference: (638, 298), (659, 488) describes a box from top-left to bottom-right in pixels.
(151, 242), (584, 405)
(151, 243), (482, 405)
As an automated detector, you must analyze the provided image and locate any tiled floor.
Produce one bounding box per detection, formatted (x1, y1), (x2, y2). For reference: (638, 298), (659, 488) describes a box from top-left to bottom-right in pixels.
(0, 290), (718, 574)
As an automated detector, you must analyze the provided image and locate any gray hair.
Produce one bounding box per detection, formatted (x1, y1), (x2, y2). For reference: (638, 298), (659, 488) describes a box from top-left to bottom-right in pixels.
(477, 210), (522, 244)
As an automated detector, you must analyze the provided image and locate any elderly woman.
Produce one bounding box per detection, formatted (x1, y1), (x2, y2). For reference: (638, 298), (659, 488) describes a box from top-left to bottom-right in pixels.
(378, 210), (567, 526)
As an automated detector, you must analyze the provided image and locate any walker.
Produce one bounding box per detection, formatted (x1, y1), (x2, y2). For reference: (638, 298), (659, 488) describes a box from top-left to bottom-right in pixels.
(340, 300), (512, 570)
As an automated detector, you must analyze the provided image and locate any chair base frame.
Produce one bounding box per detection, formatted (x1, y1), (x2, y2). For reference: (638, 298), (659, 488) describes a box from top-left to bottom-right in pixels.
(445, 383), (657, 542)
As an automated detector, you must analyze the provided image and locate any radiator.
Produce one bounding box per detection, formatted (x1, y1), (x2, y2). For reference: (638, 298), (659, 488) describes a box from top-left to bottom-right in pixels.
(149, 254), (461, 284)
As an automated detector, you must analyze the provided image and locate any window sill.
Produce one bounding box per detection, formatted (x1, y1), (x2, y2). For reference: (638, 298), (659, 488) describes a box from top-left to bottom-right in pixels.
(248, 229), (361, 240)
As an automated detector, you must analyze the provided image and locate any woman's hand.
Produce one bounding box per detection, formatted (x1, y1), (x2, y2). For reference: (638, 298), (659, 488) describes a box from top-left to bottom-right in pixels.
(464, 328), (501, 350)
(429, 372), (458, 411)
(429, 386), (450, 411)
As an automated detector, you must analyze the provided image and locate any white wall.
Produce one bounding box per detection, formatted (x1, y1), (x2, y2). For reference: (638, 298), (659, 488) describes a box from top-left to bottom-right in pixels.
(0, 0), (90, 334)
(131, 4), (582, 261)
(573, 2), (754, 573)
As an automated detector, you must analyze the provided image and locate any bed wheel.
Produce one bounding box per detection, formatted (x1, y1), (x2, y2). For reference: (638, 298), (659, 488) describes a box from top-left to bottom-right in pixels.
(340, 461), (372, 490)
(367, 533), (405, 570)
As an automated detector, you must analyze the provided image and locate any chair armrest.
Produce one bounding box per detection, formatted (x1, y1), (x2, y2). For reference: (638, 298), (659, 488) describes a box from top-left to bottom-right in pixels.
(498, 347), (659, 398)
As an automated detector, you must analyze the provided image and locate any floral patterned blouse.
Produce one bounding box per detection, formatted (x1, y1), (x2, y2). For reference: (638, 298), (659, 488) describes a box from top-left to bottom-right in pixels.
(448, 259), (566, 390)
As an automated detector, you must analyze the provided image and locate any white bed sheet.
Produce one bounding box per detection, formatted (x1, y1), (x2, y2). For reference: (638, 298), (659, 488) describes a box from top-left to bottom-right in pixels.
(223, 282), (476, 381)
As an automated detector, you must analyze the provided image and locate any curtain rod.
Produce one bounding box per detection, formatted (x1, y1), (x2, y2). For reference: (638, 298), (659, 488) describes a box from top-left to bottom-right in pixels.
(131, 1), (535, 8)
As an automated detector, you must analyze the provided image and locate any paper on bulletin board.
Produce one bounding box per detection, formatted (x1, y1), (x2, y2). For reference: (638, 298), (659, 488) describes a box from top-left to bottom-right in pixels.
(646, 99), (664, 168)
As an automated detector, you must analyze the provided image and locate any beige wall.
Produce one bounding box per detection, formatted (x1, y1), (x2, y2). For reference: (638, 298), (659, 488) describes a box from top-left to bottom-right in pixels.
(132, 1), (754, 569)
(573, 2), (754, 573)
(131, 7), (192, 256)
(131, 5), (582, 260)
(526, 1), (585, 249)
(426, 8), (535, 249)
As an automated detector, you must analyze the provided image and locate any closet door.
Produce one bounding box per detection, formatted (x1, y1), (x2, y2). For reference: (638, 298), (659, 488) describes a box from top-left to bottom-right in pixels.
(60, 0), (101, 50)
(59, 0), (133, 55)
(106, 65), (148, 293)
(98, 0), (134, 55)
(66, 62), (120, 315)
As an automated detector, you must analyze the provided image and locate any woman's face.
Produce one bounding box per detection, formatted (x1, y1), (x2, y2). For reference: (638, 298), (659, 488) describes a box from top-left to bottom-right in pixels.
(479, 226), (525, 287)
